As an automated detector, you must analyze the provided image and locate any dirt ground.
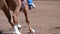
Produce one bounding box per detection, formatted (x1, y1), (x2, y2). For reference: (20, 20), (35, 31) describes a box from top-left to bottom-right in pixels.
(0, 1), (60, 34)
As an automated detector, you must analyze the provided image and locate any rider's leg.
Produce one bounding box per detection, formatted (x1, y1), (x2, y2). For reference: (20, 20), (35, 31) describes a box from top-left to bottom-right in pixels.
(28, 0), (36, 10)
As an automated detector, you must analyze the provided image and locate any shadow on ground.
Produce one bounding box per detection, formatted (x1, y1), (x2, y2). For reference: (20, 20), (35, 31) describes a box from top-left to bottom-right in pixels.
(48, 27), (60, 34)
(0, 31), (3, 34)
(0, 31), (12, 34)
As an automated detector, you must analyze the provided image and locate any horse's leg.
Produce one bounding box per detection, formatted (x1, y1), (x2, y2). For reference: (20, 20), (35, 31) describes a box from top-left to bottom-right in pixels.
(2, 5), (14, 27)
(23, 0), (35, 33)
(13, 6), (21, 34)
(13, 0), (21, 34)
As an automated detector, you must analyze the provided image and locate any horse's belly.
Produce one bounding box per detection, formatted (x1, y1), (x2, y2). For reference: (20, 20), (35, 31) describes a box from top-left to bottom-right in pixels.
(0, 0), (4, 9)
(6, 0), (17, 10)
(0, 0), (20, 10)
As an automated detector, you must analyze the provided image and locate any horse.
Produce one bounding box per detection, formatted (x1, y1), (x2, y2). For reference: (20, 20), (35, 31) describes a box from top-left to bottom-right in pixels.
(0, 0), (35, 34)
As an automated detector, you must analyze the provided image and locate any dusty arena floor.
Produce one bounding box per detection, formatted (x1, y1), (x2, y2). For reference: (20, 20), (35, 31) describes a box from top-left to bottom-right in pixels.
(0, 1), (60, 34)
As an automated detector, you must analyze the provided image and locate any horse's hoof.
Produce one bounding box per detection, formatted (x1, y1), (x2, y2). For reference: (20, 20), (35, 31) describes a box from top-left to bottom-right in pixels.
(14, 29), (21, 34)
(30, 29), (35, 33)
(14, 25), (21, 34)
(13, 31), (21, 34)
(17, 24), (21, 29)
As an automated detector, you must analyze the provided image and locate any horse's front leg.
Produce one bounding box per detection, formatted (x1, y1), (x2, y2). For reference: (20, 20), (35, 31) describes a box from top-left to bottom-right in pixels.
(13, 6), (21, 34)
(23, 0), (35, 33)
(13, 0), (21, 34)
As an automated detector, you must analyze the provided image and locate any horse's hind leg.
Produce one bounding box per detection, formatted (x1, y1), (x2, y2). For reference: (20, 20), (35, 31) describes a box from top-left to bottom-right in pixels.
(2, 5), (14, 27)
(23, 1), (35, 33)
(23, 8), (35, 33)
